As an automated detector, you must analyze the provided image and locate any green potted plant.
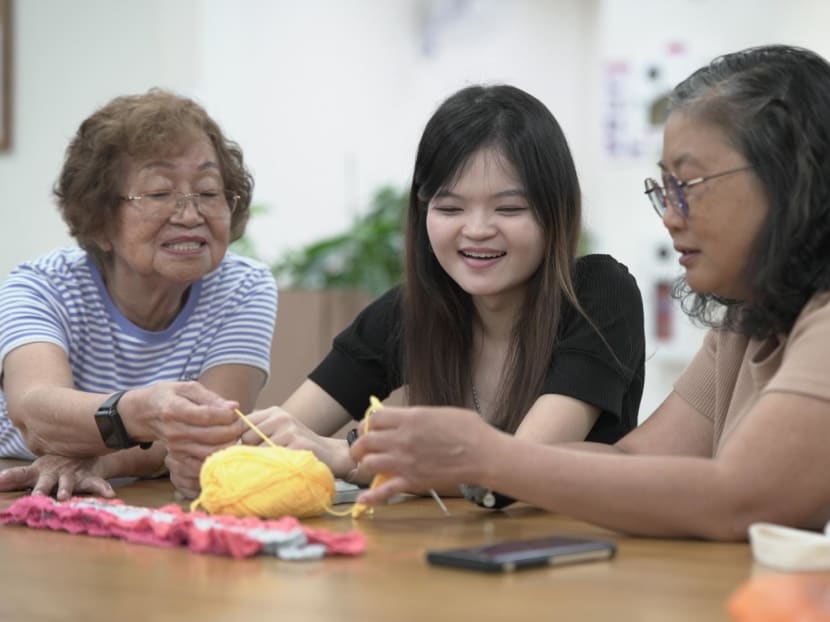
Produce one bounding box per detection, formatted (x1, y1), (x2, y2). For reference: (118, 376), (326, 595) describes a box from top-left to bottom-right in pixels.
(249, 186), (407, 407)
(271, 185), (407, 296)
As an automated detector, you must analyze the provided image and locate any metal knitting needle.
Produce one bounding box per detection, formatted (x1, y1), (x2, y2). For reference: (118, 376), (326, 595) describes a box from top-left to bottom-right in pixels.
(429, 489), (449, 515)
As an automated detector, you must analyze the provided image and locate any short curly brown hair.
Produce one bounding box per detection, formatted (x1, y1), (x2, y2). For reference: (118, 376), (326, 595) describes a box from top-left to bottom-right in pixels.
(54, 89), (253, 264)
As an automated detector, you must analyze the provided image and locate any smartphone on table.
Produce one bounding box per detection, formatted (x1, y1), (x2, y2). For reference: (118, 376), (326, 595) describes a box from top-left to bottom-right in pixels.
(426, 534), (616, 573)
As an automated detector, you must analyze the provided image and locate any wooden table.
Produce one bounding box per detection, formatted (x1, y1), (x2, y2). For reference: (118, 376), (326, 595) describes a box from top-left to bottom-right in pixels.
(0, 460), (753, 622)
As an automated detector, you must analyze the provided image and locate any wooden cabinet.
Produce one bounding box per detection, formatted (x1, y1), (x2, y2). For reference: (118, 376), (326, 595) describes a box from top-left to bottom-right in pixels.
(256, 288), (371, 409)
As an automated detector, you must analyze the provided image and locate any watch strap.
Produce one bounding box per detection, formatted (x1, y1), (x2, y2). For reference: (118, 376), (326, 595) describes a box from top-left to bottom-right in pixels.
(95, 391), (152, 450)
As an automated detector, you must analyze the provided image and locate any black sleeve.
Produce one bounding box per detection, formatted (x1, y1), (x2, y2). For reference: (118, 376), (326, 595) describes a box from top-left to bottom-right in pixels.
(308, 287), (404, 420)
(544, 254), (645, 443)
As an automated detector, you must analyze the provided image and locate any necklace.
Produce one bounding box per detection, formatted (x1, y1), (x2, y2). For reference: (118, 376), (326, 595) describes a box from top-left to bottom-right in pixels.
(471, 384), (483, 415)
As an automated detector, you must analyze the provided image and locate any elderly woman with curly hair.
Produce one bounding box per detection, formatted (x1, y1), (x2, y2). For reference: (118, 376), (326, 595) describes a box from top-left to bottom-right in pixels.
(0, 90), (276, 499)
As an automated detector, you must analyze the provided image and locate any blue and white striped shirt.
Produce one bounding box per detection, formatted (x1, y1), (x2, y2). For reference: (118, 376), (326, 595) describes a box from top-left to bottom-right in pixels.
(0, 247), (277, 459)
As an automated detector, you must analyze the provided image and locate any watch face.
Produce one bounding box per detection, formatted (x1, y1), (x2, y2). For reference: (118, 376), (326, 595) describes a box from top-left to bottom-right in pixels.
(95, 413), (115, 441)
(95, 391), (133, 449)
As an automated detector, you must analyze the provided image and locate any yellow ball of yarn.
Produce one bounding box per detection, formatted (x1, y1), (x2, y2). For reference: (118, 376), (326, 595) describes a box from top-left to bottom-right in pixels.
(194, 444), (335, 519)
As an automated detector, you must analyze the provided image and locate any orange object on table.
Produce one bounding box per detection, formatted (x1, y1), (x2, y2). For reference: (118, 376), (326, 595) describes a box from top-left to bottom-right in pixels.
(727, 573), (830, 622)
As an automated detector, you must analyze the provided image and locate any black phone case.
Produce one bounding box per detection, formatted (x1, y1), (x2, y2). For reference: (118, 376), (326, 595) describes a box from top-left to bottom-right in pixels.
(426, 535), (616, 573)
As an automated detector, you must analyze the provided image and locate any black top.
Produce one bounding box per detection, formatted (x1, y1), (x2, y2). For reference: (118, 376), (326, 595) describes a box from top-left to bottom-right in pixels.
(309, 254), (645, 444)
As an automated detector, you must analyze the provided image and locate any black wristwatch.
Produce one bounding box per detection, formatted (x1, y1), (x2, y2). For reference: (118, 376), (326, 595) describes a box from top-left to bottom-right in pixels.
(459, 484), (516, 509)
(94, 391), (152, 450)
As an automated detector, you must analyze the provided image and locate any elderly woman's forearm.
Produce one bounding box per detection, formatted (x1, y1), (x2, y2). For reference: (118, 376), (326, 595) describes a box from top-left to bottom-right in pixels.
(9, 386), (115, 456)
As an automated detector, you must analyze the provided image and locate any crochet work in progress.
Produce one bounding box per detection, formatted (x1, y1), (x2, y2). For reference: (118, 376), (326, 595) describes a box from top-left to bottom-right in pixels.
(0, 495), (365, 560)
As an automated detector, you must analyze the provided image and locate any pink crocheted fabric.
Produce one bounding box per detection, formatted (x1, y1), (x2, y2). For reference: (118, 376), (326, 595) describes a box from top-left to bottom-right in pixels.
(0, 495), (365, 560)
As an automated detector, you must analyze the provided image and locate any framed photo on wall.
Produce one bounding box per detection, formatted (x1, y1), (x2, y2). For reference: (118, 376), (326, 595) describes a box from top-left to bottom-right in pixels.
(1, 0), (11, 151)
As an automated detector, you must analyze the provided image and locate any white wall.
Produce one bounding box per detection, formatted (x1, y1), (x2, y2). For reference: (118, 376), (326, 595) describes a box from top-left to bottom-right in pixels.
(0, 0), (202, 278)
(3, 0), (830, 420)
(194, 0), (595, 267)
(584, 0), (830, 416)
(1, 0), (595, 273)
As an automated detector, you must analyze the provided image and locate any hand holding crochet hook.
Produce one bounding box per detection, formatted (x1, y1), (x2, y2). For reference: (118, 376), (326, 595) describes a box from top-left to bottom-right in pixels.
(349, 397), (448, 517)
(350, 402), (489, 509)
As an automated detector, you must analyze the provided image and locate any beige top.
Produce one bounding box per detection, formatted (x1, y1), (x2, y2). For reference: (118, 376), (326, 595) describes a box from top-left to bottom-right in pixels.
(674, 291), (830, 456)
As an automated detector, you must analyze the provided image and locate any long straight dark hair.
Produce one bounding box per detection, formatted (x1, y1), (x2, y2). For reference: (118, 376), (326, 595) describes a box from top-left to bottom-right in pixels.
(402, 85), (582, 433)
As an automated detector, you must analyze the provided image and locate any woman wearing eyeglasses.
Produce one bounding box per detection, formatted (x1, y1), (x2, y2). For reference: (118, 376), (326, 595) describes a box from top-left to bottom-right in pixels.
(0, 90), (276, 499)
(352, 45), (830, 540)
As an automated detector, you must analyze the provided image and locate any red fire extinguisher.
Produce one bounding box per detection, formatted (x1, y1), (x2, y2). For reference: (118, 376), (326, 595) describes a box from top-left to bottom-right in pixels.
(656, 280), (673, 340)
(655, 246), (673, 341)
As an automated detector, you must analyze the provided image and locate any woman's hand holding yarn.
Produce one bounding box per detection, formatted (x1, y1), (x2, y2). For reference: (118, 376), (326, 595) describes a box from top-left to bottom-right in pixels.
(352, 405), (491, 506)
(240, 408), (355, 479)
(121, 382), (244, 499)
(123, 382), (243, 445)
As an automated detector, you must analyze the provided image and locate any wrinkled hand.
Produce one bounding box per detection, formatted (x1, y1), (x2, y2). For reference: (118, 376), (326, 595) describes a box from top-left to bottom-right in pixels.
(350, 406), (491, 505)
(0, 455), (115, 501)
(240, 407), (353, 478)
(164, 449), (201, 499)
(132, 381), (244, 448)
(126, 382), (245, 498)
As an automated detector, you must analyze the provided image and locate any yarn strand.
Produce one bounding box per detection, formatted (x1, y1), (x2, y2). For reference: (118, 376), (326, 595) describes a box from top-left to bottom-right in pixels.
(350, 397), (387, 518)
(234, 409), (278, 448)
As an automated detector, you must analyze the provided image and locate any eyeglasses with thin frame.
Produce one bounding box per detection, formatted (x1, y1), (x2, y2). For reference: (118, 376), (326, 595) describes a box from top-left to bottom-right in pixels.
(644, 165), (753, 219)
(120, 189), (240, 221)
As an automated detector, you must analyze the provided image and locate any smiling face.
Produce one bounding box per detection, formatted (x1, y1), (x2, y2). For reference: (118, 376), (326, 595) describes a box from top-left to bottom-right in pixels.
(425, 147), (544, 307)
(98, 137), (231, 295)
(660, 110), (769, 300)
